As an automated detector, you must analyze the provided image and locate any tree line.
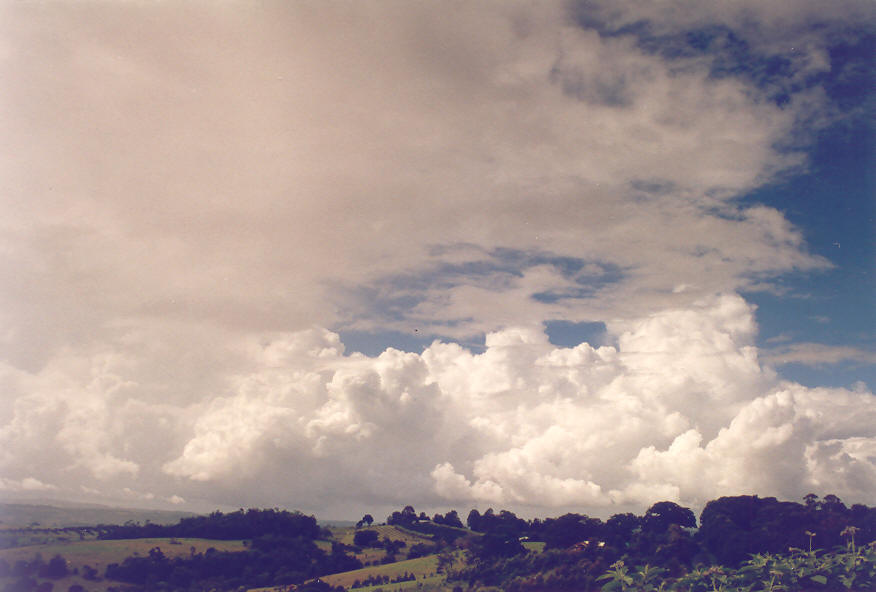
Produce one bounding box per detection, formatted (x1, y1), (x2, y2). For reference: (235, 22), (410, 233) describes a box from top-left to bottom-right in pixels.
(96, 507), (321, 541)
(438, 493), (876, 590)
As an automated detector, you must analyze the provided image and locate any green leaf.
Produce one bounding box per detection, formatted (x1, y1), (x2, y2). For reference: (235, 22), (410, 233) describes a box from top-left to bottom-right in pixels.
(810, 574), (827, 584)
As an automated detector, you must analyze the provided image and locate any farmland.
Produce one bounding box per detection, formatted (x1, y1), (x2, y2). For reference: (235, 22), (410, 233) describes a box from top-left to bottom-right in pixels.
(0, 537), (246, 592)
(0, 495), (874, 592)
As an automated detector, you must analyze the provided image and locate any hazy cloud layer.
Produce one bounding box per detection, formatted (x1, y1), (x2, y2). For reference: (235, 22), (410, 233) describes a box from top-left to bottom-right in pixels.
(1, 0), (829, 350)
(1, 1), (873, 514)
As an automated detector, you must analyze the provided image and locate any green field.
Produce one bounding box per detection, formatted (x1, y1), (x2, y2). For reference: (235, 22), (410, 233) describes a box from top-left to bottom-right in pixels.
(0, 537), (246, 592)
(522, 540), (546, 553)
(333, 524), (434, 547)
(2, 522), (471, 592)
(248, 554), (451, 592)
(320, 553), (440, 588)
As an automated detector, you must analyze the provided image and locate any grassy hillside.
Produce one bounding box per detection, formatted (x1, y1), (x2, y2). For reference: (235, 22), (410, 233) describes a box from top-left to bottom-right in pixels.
(0, 537), (246, 592)
(319, 553), (441, 588)
(246, 526), (467, 592)
(333, 524), (434, 547)
(0, 521), (455, 592)
(331, 524), (436, 565)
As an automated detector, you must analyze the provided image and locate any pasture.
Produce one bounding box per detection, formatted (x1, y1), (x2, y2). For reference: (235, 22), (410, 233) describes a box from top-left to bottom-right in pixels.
(0, 537), (246, 592)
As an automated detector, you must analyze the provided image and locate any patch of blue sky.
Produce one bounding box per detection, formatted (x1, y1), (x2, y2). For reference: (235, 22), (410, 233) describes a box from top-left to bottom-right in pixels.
(771, 360), (875, 391)
(577, 13), (875, 388)
(348, 247), (624, 307)
(740, 113), (874, 387)
(743, 112), (874, 342)
(571, 7), (874, 113)
(335, 248), (624, 354)
(543, 320), (608, 349)
(337, 329), (451, 357)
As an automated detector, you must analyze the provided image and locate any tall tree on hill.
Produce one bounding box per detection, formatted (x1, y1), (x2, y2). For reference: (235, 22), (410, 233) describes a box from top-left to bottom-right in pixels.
(356, 514), (374, 528)
(443, 510), (464, 528)
(467, 509), (482, 531)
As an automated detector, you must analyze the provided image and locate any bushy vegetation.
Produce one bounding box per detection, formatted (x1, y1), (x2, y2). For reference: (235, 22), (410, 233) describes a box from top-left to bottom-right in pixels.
(598, 540), (876, 591)
(97, 508), (320, 541)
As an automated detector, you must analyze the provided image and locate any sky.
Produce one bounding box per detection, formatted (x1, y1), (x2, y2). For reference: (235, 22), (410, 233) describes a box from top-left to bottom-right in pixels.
(0, 0), (874, 521)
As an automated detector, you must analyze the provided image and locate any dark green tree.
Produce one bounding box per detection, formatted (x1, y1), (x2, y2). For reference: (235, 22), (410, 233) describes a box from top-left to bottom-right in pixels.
(353, 529), (380, 547)
(43, 554), (68, 579)
(467, 509), (482, 531)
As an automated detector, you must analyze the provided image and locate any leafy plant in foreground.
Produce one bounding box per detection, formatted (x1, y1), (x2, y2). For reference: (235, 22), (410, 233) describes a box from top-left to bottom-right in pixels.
(597, 542), (876, 591)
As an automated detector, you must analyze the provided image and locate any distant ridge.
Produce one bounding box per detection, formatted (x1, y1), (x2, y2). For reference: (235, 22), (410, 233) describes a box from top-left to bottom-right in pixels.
(0, 501), (196, 528)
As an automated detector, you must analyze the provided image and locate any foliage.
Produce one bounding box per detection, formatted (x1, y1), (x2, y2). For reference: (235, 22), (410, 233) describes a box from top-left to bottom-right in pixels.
(354, 530), (381, 548)
(698, 494), (876, 566)
(432, 511), (464, 529)
(598, 542), (876, 591)
(445, 495), (875, 592)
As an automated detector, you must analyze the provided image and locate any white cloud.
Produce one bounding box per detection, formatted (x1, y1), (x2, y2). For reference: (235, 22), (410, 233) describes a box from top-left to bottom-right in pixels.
(0, 353), (140, 482)
(0, 477), (58, 492)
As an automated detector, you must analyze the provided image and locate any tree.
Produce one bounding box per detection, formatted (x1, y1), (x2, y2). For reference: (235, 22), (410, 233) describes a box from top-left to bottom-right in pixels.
(353, 530), (380, 548)
(468, 531), (525, 560)
(467, 509), (482, 531)
(43, 554), (69, 579)
(605, 513), (641, 549)
(437, 551), (457, 573)
(643, 501), (696, 534)
(81, 564), (99, 580)
(443, 510), (464, 529)
(542, 513), (604, 549)
(356, 513), (375, 528)
(386, 505), (417, 527)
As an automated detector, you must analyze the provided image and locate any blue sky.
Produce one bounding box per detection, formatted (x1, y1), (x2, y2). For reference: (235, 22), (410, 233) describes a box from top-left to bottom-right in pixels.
(745, 116), (874, 387)
(1, 1), (873, 518)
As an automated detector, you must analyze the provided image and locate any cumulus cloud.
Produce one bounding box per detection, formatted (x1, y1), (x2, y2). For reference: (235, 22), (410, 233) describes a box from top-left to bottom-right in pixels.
(0, 354), (140, 482)
(0, 293), (872, 513)
(154, 295), (872, 511)
(0, 477), (58, 492)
